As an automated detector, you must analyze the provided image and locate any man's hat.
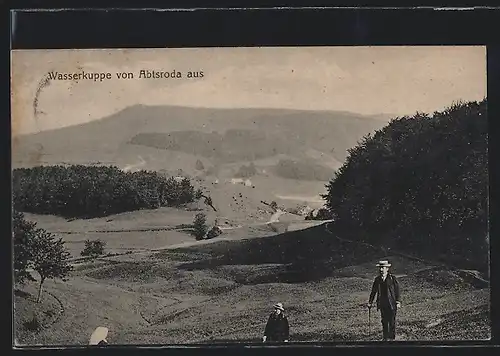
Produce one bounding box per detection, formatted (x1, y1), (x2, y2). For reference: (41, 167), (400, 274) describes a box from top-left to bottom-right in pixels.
(273, 302), (284, 311)
(376, 260), (391, 267)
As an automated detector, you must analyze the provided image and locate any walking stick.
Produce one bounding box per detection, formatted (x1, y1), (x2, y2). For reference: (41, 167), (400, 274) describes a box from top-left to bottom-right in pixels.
(368, 306), (372, 340)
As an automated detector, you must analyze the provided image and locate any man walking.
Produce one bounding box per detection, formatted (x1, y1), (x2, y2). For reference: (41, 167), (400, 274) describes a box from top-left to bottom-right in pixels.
(367, 260), (401, 341)
(263, 303), (289, 343)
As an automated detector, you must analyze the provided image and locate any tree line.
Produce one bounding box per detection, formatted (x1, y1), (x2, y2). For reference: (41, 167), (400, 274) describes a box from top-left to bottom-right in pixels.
(323, 99), (488, 272)
(12, 165), (202, 219)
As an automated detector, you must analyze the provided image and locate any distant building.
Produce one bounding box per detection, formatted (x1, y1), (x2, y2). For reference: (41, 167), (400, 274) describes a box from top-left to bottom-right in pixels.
(230, 178), (245, 185)
(229, 178), (253, 186)
(297, 205), (313, 216)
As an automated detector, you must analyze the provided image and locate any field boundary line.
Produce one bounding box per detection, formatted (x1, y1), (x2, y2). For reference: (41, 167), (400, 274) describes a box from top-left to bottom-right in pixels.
(49, 226), (183, 234)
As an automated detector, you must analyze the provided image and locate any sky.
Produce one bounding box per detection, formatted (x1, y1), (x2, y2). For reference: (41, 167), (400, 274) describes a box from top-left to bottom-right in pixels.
(11, 46), (486, 135)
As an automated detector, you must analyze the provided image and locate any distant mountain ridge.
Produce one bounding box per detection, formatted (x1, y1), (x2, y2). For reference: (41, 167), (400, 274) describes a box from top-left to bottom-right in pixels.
(12, 105), (387, 174)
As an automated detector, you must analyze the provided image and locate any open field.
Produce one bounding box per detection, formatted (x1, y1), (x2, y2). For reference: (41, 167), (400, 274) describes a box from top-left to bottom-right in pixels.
(22, 208), (218, 258)
(14, 210), (490, 345)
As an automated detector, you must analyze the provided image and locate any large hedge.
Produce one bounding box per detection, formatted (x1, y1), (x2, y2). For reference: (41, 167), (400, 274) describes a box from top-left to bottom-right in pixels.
(12, 165), (197, 218)
(323, 99), (488, 272)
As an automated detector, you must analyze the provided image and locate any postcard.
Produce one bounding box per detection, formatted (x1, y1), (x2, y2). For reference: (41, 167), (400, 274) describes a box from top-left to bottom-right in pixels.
(11, 46), (489, 346)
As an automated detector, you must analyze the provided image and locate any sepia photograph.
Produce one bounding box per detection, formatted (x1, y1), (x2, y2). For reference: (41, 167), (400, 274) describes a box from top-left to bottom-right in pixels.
(11, 46), (489, 346)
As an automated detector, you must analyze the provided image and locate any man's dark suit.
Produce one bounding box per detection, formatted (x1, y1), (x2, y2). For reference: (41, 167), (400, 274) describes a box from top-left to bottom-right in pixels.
(369, 274), (401, 340)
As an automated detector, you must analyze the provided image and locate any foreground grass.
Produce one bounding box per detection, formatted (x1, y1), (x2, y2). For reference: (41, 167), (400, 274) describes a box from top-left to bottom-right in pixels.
(14, 224), (490, 345)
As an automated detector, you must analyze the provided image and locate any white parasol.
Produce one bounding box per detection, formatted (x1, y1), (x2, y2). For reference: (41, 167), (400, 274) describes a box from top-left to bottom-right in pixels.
(89, 326), (109, 345)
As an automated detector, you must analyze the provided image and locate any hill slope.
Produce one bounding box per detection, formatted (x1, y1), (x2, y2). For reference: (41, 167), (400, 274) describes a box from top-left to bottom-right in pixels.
(14, 222), (490, 345)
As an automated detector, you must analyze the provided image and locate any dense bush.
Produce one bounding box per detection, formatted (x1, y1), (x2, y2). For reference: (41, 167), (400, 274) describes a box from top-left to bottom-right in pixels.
(305, 207), (331, 221)
(81, 239), (106, 257)
(323, 99), (488, 272)
(12, 165), (197, 218)
(206, 225), (223, 240)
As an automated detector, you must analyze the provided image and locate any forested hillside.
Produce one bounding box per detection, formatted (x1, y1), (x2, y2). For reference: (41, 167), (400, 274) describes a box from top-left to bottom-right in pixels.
(323, 99), (488, 273)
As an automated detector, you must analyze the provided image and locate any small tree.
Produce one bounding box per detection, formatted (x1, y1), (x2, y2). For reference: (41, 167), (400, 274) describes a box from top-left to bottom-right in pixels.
(195, 159), (205, 171)
(81, 239), (106, 258)
(193, 213), (208, 240)
(30, 229), (73, 303)
(13, 211), (36, 285)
